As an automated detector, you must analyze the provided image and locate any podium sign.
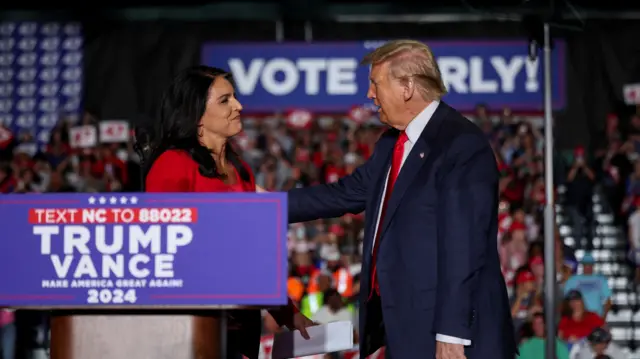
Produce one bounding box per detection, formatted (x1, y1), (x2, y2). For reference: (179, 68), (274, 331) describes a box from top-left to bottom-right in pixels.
(0, 192), (288, 308)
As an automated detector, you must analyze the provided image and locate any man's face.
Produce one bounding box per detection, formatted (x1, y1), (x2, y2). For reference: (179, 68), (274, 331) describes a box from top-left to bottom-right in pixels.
(327, 294), (343, 309)
(591, 342), (607, 355)
(367, 62), (405, 129)
(317, 275), (332, 291)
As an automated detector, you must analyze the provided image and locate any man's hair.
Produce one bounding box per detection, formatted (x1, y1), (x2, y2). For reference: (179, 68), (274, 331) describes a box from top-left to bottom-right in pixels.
(361, 39), (448, 101)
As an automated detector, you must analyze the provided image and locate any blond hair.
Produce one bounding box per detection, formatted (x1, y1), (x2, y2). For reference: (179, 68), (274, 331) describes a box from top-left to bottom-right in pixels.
(361, 39), (447, 101)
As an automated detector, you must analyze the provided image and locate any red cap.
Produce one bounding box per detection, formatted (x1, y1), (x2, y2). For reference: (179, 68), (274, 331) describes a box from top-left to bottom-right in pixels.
(516, 271), (535, 284)
(574, 145), (585, 157)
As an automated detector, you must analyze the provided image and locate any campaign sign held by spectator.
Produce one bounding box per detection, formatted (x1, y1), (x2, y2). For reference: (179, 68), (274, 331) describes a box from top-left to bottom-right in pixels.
(0, 192), (288, 307)
(202, 40), (566, 112)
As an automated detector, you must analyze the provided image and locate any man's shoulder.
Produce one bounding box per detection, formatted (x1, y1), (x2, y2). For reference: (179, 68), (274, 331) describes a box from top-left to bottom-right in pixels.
(440, 103), (490, 150)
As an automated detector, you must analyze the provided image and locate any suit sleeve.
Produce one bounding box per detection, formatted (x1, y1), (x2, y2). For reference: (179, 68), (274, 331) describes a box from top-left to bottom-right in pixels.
(433, 135), (498, 342)
(288, 144), (381, 223)
(145, 151), (192, 192)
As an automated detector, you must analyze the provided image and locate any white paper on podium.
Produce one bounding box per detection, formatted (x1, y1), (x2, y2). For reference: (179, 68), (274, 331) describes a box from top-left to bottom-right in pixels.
(270, 321), (354, 359)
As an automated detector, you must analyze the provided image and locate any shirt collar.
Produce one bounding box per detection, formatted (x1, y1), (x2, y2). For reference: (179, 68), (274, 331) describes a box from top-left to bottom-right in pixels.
(405, 100), (440, 144)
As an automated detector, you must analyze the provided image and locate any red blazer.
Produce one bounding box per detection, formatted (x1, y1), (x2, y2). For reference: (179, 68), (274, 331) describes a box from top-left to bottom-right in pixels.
(146, 149), (255, 193)
(145, 149), (297, 359)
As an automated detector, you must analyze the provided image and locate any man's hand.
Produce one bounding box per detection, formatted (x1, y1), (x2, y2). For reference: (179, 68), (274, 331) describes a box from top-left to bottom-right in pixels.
(256, 185), (268, 193)
(286, 312), (317, 340)
(436, 341), (466, 359)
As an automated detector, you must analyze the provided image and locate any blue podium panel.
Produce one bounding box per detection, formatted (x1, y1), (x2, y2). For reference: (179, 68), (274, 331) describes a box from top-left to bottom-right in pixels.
(0, 192), (288, 307)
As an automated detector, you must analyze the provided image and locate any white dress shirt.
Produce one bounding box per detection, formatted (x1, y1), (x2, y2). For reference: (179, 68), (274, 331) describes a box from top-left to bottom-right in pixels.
(371, 100), (472, 346)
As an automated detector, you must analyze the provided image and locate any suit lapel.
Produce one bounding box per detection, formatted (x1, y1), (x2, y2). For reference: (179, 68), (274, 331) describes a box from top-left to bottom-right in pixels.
(378, 102), (450, 237)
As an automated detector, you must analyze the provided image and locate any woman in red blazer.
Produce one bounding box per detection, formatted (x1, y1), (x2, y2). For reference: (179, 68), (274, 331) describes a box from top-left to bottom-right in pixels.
(140, 66), (314, 359)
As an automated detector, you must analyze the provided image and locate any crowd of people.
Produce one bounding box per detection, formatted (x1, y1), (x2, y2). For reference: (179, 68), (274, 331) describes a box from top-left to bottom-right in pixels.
(1, 104), (638, 359)
(600, 110), (640, 286)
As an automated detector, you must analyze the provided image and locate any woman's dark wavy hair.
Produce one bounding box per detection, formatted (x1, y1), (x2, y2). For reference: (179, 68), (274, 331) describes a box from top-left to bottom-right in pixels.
(139, 66), (249, 185)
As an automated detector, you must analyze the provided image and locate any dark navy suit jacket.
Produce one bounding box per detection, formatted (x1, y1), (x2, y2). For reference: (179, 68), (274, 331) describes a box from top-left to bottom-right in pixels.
(288, 102), (517, 359)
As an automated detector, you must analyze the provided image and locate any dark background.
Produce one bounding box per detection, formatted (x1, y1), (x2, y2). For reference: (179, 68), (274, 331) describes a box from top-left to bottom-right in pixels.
(2, 0), (639, 150)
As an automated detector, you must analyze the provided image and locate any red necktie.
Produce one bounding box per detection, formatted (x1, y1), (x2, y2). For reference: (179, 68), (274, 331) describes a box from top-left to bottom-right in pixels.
(369, 131), (409, 299)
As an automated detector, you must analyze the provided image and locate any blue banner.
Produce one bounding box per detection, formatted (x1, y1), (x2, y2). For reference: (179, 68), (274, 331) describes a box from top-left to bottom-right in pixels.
(0, 22), (83, 149)
(0, 192), (288, 307)
(202, 40), (566, 112)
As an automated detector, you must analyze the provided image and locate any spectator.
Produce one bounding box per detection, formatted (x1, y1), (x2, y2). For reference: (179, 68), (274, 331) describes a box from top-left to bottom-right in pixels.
(596, 138), (632, 224)
(517, 312), (570, 359)
(0, 162), (16, 193)
(563, 253), (612, 318)
(565, 146), (596, 243)
(301, 272), (333, 319)
(558, 290), (606, 344)
(569, 327), (626, 359)
(311, 289), (354, 359)
(311, 289), (352, 325)
(510, 270), (540, 340)
(308, 247), (353, 299)
(529, 255), (545, 289)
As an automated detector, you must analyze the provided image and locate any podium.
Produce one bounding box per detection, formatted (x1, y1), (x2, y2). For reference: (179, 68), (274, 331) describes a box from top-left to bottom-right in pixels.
(0, 192), (289, 359)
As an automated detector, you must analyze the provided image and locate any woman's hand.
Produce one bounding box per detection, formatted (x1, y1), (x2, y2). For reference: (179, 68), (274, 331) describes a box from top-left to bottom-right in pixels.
(286, 312), (317, 340)
(256, 185), (268, 193)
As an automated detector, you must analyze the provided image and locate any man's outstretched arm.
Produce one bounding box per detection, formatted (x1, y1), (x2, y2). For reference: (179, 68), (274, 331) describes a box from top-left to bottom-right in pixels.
(287, 140), (387, 223)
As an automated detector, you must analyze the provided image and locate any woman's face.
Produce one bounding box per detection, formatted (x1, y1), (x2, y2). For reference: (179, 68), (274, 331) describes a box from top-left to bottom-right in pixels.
(200, 77), (243, 142)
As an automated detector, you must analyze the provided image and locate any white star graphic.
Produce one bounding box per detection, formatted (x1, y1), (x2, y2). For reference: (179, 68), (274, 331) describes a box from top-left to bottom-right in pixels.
(130, 196), (138, 204)
(98, 196), (107, 204)
(109, 196), (117, 204)
(120, 196), (128, 204)
(88, 196), (96, 204)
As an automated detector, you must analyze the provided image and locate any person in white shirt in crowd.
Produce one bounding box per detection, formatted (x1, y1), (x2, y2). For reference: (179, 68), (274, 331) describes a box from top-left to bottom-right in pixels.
(569, 327), (627, 359)
(564, 253), (612, 318)
(311, 289), (356, 359)
(311, 289), (354, 326)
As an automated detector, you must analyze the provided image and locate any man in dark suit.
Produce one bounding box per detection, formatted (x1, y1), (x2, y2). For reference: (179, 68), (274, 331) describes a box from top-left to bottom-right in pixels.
(287, 40), (516, 359)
